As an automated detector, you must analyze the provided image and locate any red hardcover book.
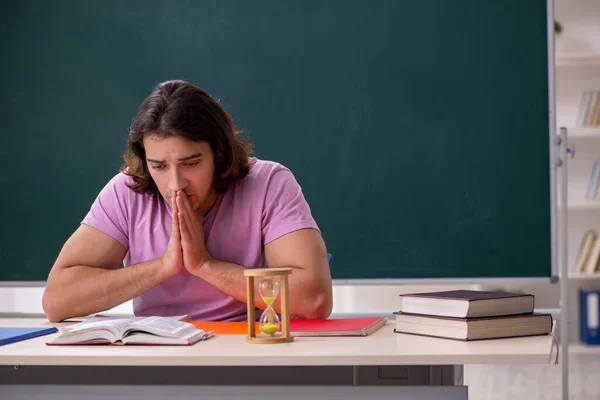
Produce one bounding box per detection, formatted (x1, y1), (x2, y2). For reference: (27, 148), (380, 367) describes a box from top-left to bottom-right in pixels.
(192, 316), (388, 337)
(289, 316), (388, 337)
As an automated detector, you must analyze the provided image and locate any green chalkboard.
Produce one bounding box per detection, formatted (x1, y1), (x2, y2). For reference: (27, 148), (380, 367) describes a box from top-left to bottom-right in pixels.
(0, 0), (552, 282)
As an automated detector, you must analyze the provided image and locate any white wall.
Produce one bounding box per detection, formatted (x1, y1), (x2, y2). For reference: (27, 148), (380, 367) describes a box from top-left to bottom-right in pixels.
(0, 283), (482, 317)
(0, 286), (132, 316)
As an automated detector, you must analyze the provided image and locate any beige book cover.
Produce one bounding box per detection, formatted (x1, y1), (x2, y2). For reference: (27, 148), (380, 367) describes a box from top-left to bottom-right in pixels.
(574, 230), (597, 273)
(594, 179), (600, 200)
(592, 91), (600, 126)
(584, 236), (600, 274)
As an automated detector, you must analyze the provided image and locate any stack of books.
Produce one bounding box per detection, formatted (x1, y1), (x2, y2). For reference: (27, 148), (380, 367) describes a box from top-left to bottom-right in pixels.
(393, 290), (553, 341)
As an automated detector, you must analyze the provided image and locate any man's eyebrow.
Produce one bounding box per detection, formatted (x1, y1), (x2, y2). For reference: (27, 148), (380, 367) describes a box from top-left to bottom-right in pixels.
(178, 152), (203, 161)
(146, 152), (204, 163)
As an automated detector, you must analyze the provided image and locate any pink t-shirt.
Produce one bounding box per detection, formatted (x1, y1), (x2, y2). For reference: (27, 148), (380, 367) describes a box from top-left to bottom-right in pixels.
(82, 157), (319, 321)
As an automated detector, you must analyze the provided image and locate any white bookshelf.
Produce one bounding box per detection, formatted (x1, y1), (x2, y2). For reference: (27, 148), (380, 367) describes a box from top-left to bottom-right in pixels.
(556, 60), (600, 273)
(564, 127), (600, 139)
(555, 0), (600, 354)
(556, 53), (600, 67)
(567, 272), (600, 280)
(566, 200), (600, 210)
(568, 342), (600, 353)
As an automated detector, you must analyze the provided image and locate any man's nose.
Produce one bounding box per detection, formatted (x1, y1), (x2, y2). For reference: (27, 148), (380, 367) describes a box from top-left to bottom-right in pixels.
(168, 169), (186, 193)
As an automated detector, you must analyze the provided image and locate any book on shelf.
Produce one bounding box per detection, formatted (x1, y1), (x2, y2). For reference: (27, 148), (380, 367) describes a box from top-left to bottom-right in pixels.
(393, 312), (553, 341)
(47, 315), (213, 346)
(398, 290), (534, 318)
(577, 90), (600, 128)
(572, 229), (600, 274)
(586, 161), (600, 200)
(579, 290), (600, 345)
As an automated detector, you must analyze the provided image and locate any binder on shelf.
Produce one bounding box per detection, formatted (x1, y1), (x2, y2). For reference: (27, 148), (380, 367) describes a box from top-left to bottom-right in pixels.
(579, 290), (600, 345)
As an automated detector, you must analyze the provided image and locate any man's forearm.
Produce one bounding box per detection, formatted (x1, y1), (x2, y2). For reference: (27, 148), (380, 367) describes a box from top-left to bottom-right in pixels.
(42, 259), (168, 322)
(192, 259), (258, 305)
(193, 259), (330, 319)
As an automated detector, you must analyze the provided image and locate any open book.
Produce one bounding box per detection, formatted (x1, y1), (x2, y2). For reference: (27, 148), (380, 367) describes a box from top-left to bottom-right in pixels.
(47, 316), (214, 346)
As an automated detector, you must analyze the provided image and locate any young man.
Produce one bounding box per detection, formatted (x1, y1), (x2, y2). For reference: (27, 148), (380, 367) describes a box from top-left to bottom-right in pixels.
(42, 80), (333, 322)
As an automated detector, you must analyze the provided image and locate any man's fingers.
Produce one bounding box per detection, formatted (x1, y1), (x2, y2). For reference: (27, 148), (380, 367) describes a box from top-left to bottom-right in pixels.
(182, 193), (198, 228)
(181, 192), (193, 213)
(176, 193), (189, 237)
(172, 191), (181, 242)
(178, 206), (190, 244)
(177, 193), (195, 236)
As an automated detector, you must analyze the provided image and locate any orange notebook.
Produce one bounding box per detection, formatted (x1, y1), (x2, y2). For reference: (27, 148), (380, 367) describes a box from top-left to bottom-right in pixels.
(191, 316), (387, 337)
(190, 321), (254, 335)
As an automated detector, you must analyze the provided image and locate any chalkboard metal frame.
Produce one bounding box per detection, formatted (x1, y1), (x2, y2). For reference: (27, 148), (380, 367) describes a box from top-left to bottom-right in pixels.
(0, 0), (559, 286)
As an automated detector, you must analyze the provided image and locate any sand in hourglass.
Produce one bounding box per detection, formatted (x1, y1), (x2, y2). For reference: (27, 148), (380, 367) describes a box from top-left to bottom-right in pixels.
(259, 278), (281, 336)
(244, 268), (294, 344)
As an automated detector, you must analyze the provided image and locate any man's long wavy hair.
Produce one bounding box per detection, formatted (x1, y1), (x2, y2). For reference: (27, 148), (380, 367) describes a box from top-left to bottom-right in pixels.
(122, 80), (252, 194)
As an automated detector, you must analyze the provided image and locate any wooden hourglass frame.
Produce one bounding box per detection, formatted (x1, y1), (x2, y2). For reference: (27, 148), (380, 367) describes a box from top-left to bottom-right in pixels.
(244, 268), (294, 344)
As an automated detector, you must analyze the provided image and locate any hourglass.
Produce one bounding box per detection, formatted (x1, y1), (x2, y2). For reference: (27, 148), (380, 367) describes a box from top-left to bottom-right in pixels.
(244, 268), (294, 344)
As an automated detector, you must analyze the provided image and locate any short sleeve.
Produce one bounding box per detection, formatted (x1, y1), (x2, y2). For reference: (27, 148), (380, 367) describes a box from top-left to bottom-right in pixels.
(262, 169), (319, 245)
(81, 173), (130, 249)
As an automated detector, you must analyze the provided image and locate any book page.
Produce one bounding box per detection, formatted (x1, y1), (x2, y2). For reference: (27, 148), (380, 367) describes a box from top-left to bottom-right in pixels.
(62, 315), (190, 333)
(121, 328), (214, 345)
(120, 316), (198, 339)
(61, 316), (136, 335)
(47, 329), (117, 345)
(48, 317), (130, 344)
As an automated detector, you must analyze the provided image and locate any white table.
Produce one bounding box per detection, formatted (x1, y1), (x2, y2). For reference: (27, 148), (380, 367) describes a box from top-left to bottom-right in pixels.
(0, 318), (556, 400)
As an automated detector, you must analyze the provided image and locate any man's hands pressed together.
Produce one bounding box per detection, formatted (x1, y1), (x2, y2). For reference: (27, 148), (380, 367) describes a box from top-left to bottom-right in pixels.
(160, 191), (185, 277)
(161, 190), (212, 277)
(176, 190), (212, 273)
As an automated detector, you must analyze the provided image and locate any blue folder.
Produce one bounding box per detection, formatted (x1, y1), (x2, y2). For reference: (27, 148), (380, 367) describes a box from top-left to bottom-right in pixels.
(579, 290), (600, 345)
(0, 327), (58, 346)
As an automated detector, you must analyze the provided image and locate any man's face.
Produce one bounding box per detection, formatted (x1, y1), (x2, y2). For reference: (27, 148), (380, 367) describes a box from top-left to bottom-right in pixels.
(144, 134), (217, 216)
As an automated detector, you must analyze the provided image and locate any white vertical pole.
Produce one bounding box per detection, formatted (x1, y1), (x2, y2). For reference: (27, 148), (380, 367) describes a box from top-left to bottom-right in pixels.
(547, 1), (568, 398)
(558, 127), (572, 400)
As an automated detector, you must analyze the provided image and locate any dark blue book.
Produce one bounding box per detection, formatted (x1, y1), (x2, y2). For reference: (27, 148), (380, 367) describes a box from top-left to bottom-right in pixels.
(580, 290), (600, 345)
(0, 327), (59, 346)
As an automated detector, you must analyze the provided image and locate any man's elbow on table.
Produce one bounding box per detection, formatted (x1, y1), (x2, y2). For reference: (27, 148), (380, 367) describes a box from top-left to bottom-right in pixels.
(42, 289), (68, 323)
(308, 290), (334, 320)
(293, 285), (333, 320)
(42, 279), (83, 323)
